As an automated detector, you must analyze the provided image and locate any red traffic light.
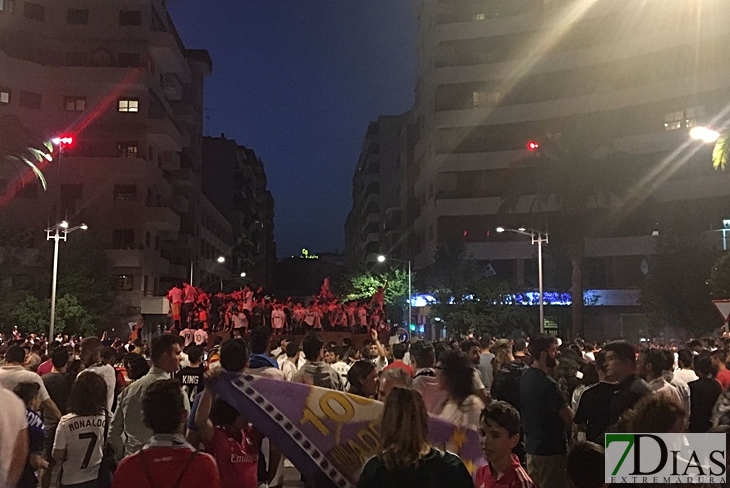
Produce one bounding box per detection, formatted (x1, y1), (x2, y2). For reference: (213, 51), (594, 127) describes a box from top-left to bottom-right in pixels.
(526, 140), (540, 151)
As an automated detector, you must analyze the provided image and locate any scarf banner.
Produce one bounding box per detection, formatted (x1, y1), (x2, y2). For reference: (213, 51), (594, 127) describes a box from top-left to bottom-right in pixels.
(210, 373), (484, 488)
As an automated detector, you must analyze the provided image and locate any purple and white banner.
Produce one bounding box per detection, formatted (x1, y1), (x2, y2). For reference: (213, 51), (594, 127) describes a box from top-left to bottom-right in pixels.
(209, 373), (484, 488)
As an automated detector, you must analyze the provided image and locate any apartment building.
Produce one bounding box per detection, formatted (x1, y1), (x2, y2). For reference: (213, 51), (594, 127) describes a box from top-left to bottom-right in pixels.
(202, 135), (276, 288)
(0, 0), (231, 327)
(345, 114), (408, 269)
(405, 0), (730, 335)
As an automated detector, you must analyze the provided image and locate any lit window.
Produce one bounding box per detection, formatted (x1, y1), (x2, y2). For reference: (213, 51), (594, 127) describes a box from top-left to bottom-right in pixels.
(472, 91), (501, 108)
(64, 96), (86, 112)
(664, 110), (683, 131)
(113, 184), (137, 201)
(117, 98), (139, 113)
(685, 105), (705, 129)
(474, 13), (486, 21)
(112, 274), (134, 291)
(0, 89), (9, 104)
(116, 142), (139, 158)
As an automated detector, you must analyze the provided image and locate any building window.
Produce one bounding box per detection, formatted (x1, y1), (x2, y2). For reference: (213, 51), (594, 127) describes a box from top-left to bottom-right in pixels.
(154, 235), (160, 251)
(664, 106), (705, 131)
(23, 2), (44, 20)
(67, 8), (88, 24)
(474, 13), (486, 21)
(19, 90), (41, 109)
(0, 0), (17, 13)
(0, 88), (9, 104)
(64, 96), (86, 112)
(113, 184), (137, 201)
(145, 231), (151, 247)
(116, 142), (138, 158)
(16, 183), (37, 198)
(119, 10), (141, 26)
(117, 98), (139, 113)
(472, 91), (501, 108)
(685, 105), (705, 129)
(112, 229), (135, 249)
(112, 274), (134, 291)
(117, 52), (140, 67)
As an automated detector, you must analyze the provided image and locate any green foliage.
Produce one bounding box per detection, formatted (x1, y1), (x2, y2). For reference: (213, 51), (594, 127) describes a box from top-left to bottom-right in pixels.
(708, 252), (730, 299)
(712, 136), (729, 170)
(640, 232), (720, 338)
(0, 115), (51, 190)
(10, 293), (96, 337)
(0, 225), (113, 335)
(345, 267), (410, 304)
(427, 242), (532, 337)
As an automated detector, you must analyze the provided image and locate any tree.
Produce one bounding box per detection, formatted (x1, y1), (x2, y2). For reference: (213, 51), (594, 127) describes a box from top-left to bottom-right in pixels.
(498, 120), (641, 339)
(427, 242), (532, 337)
(0, 115), (51, 191)
(343, 266), (412, 325)
(708, 252), (730, 299)
(10, 294), (96, 337)
(640, 232), (720, 339)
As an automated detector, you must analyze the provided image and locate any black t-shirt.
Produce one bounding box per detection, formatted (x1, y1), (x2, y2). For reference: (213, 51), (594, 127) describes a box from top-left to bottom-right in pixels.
(688, 377), (722, 433)
(492, 360), (527, 412)
(176, 365), (205, 404)
(609, 375), (650, 427)
(519, 367), (568, 455)
(42, 371), (73, 420)
(574, 381), (617, 442)
(357, 448), (473, 488)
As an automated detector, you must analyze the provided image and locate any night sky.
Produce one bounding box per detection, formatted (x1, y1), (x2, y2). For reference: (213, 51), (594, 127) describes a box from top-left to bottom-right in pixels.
(168, 1), (416, 257)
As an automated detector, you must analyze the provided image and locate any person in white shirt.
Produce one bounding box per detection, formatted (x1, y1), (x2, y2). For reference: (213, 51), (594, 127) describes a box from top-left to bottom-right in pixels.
(0, 384), (29, 488)
(179, 326), (195, 347)
(638, 349), (683, 408)
(78, 337), (117, 413)
(193, 326), (208, 347)
(367, 329), (388, 371)
(271, 305), (287, 334)
(277, 342), (299, 382)
(437, 349), (485, 429)
(330, 346), (351, 390)
(52, 372), (108, 488)
(674, 349), (699, 384)
(0, 345), (62, 421)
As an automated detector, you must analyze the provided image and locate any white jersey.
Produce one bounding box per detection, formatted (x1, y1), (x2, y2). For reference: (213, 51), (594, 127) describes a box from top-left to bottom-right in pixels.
(180, 328), (195, 347)
(79, 364), (117, 413)
(54, 413), (106, 485)
(193, 329), (208, 346)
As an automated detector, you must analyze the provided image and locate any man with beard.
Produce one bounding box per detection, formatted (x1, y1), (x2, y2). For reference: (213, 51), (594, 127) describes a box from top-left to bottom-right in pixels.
(519, 334), (572, 488)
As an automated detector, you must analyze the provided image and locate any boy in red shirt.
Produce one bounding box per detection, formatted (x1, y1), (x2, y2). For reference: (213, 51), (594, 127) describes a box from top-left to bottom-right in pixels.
(112, 379), (220, 488)
(475, 401), (536, 488)
(195, 351), (279, 488)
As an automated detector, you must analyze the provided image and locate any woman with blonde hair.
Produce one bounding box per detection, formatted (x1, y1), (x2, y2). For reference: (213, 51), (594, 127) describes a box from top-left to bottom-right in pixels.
(357, 387), (473, 488)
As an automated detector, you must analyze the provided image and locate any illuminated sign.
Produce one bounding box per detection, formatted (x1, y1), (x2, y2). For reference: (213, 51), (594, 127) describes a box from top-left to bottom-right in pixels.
(301, 248), (319, 260)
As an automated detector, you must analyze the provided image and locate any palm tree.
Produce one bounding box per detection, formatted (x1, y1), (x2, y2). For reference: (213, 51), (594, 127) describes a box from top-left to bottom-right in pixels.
(498, 123), (638, 339)
(712, 135), (729, 170)
(0, 115), (51, 191)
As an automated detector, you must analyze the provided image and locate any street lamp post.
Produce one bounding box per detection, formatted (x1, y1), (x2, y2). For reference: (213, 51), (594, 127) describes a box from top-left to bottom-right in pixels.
(45, 220), (87, 339)
(189, 255), (225, 286)
(377, 255), (412, 331)
(496, 226), (549, 333)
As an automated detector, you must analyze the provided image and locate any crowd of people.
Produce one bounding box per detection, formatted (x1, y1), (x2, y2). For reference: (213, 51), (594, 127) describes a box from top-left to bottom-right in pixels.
(165, 278), (391, 336)
(1, 325), (730, 488)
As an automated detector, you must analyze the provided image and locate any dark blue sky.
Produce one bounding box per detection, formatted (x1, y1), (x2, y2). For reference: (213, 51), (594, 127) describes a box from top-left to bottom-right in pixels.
(168, 1), (416, 257)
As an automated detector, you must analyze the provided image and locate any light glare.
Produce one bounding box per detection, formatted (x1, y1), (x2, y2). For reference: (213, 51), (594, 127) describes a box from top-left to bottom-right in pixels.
(690, 126), (720, 144)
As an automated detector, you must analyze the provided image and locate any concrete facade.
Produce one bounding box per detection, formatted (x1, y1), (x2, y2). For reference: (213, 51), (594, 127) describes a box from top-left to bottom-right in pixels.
(202, 135), (276, 289)
(0, 0), (231, 326)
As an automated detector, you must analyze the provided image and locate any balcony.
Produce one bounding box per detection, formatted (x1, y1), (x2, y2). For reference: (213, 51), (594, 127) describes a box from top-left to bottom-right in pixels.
(147, 114), (183, 151)
(160, 151), (180, 171)
(141, 297), (170, 315)
(162, 73), (183, 101)
(108, 248), (169, 271)
(146, 205), (180, 231)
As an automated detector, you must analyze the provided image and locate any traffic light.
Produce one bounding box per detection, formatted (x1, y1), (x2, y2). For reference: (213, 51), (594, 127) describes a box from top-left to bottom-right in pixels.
(526, 140), (540, 151)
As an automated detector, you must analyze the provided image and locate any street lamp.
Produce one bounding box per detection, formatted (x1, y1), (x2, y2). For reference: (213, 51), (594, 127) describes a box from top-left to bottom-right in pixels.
(690, 126), (721, 144)
(377, 255), (412, 331)
(240, 272), (247, 278)
(496, 226), (549, 333)
(189, 255), (225, 285)
(46, 220), (87, 339)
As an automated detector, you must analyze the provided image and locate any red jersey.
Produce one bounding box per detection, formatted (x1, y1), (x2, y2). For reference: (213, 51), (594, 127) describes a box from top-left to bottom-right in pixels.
(205, 426), (261, 488)
(37, 359), (53, 376)
(112, 445), (220, 488)
(716, 369), (730, 390)
(474, 455), (536, 488)
(384, 360), (414, 377)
